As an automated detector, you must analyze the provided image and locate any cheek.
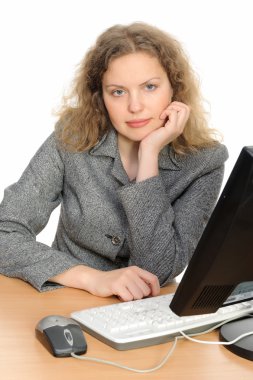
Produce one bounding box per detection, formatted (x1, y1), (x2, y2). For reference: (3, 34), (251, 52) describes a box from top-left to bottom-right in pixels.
(106, 102), (125, 123)
(106, 105), (119, 121)
(102, 95), (110, 113)
(155, 94), (172, 114)
(155, 119), (166, 130)
(103, 99), (115, 119)
(152, 99), (169, 118)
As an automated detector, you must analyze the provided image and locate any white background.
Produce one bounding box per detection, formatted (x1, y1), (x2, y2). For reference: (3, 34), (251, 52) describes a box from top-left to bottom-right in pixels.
(0, 0), (252, 244)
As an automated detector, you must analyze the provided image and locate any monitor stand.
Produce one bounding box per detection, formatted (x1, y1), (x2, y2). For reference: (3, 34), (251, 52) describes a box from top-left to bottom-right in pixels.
(219, 316), (253, 361)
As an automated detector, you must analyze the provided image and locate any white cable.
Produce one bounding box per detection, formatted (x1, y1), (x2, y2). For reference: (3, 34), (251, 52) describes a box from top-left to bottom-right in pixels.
(180, 329), (253, 345)
(180, 313), (253, 345)
(71, 337), (178, 373)
(71, 313), (253, 372)
(180, 312), (253, 338)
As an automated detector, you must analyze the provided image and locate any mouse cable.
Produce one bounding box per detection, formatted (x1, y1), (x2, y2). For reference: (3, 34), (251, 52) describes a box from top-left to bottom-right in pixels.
(71, 337), (178, 373)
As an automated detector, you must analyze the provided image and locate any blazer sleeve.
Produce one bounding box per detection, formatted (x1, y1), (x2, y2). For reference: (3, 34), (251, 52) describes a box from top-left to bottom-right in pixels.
(117, 144), (229, 285)
(0, 134), (80, 291)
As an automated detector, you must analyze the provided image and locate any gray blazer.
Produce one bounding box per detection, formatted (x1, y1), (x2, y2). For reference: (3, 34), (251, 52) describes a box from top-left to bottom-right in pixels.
(0, 129), (228, 291)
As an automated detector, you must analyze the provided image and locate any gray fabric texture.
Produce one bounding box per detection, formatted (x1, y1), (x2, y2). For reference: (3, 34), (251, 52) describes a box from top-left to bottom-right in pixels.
(0, 128), (228, 291)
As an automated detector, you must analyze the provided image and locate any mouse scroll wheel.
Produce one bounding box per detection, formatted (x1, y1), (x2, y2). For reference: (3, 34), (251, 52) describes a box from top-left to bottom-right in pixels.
(64, 329), (74, 346)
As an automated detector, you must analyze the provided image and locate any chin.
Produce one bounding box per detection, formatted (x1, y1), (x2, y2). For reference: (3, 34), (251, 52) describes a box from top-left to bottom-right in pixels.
(126, 132), (150, 142)
(130, 126), (161, 141)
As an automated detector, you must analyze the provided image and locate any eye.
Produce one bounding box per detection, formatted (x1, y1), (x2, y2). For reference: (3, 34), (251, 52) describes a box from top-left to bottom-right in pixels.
(112, 89), (126, 97)
(145, 83), (157, 91)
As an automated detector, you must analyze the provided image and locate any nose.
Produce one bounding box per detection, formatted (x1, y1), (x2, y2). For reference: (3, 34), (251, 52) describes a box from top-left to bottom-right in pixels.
(128, 92), (144, 113)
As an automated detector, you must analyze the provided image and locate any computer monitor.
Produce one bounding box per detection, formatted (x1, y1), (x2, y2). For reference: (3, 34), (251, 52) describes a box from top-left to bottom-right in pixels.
(170, 146), (253, 317)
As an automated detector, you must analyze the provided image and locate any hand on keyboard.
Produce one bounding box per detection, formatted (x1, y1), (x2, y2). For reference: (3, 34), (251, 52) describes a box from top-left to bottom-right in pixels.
(88, 266), (160, 301)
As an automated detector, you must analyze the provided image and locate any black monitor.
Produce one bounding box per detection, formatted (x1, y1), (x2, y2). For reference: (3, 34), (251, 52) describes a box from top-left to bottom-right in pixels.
(170, 146), (253, 317)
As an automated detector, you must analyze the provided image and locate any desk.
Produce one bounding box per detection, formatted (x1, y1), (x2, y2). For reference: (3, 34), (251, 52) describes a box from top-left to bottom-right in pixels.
(1, 274), (253, 380)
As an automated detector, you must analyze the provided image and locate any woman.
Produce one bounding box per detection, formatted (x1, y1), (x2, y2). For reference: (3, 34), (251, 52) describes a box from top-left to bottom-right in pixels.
(0, 22), (228, 301)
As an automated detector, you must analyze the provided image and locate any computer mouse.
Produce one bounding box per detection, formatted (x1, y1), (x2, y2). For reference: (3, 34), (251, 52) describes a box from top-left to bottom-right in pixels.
(35, 315), (87, 357)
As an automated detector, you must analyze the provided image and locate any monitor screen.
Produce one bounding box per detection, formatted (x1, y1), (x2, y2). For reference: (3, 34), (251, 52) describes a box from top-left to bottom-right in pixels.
(170, 146), (253, 316)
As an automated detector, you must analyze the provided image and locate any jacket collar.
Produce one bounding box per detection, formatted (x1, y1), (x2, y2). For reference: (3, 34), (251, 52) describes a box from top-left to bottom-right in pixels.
(159, 145), (181, 170)
(89, 128), (118, 158)
(90, 128), (181, 171)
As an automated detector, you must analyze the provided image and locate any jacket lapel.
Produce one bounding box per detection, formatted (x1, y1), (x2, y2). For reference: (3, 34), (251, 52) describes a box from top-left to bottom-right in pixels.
(90, 129), (181, 184)
(89, 129), (129, 184)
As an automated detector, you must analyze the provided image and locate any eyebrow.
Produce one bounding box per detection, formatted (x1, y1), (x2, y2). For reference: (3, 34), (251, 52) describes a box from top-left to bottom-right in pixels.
(104, 77), (161, 88)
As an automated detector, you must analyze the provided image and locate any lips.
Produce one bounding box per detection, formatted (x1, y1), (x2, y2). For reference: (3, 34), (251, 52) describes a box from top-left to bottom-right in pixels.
(126, 118), (151, 128)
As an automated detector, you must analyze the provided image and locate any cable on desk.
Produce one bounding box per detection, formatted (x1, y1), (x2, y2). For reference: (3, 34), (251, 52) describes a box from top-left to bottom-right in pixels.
(71, 313), (253, 373)
(181, 329), (253, 345)
(179, 312), (253, 345)
(71, 337), (178, 373)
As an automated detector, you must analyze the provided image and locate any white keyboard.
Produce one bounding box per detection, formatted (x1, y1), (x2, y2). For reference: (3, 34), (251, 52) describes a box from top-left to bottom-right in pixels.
(71, 293), (253, 350)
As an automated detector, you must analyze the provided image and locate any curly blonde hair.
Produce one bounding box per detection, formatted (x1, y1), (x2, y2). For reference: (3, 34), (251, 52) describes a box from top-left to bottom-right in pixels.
(55, 22), (219, 154)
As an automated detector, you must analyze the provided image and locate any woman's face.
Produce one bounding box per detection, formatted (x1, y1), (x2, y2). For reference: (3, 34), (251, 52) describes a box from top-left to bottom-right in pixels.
(102, 52), (173, 144)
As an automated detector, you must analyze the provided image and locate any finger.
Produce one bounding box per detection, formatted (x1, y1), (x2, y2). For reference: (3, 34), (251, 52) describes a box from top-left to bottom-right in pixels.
(170, 101), (189, 109)
(133, 267), (160, 296)
(171, 105), (191, 126)
(116, 286), (134, 302)
(159, 109), (170, 120)
(125, 282), (146, 300)
(163, 107), (189, 137)
(145, 276), (160, 296)
(164, 109), (179, 127)
(175, 107), (190, 128)
(160, 106), (181, 121)
(112, 268), (148, 301)
(160, 102), (190, 119)
(127, 277), (152, 300)
(170, 101), (190, 111)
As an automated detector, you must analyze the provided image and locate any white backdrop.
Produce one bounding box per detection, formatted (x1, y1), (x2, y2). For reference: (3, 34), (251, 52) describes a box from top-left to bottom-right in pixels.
(0, 0), (252, 244)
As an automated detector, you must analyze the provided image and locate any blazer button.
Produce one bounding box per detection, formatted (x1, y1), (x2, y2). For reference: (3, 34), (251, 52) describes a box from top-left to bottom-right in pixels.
(111, 236), (121, 245)
(105, 234), (121, 246)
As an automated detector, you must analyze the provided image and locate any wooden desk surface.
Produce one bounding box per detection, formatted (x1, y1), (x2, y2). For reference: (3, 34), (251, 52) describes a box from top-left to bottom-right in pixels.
(1, 274), (253, 380)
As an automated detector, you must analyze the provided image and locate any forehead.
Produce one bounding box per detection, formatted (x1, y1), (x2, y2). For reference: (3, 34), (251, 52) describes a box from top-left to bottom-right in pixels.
(103, 52), (166, 84)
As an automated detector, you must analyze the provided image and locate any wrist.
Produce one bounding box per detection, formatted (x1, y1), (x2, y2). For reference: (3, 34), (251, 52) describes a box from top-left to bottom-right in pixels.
(136, 145), (159, 182)
(80, 266), (102, 293)
(138, 140), (160, 159)
(49, 265), (101, 292)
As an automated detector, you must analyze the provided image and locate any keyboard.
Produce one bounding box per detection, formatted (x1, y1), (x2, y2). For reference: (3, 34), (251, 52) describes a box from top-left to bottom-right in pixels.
(71, 293), (253, 350)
